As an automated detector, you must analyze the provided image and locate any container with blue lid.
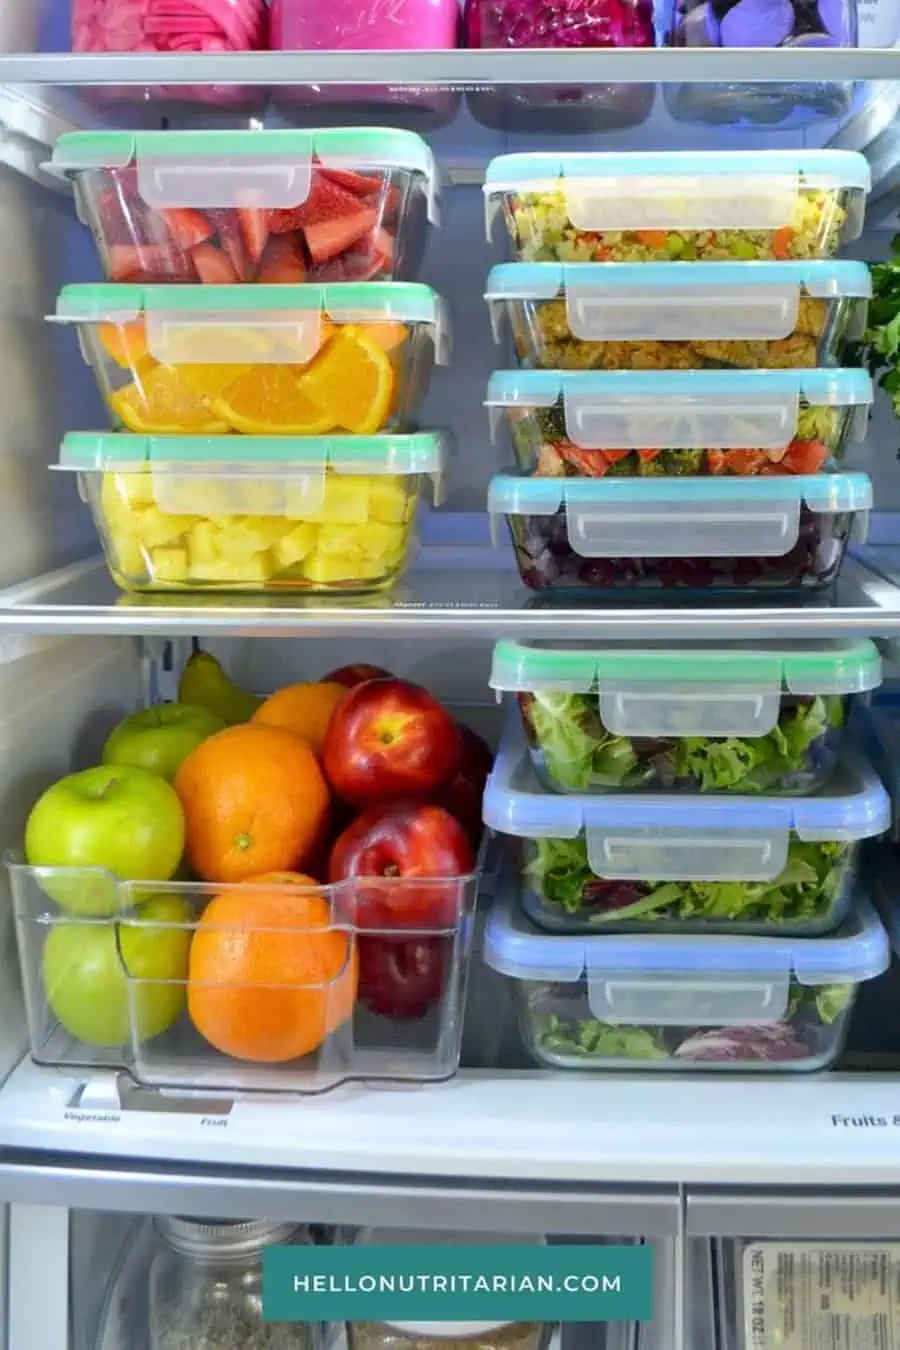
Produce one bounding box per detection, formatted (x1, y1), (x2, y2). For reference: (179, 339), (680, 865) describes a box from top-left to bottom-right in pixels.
(484, 261), (870, 375)
(482, 877), (889, 1073)
(489, 471), (871, 596)
(485, 368), (873, 479)
(482, 711), (890, 938)
(484, 150), (870, 263)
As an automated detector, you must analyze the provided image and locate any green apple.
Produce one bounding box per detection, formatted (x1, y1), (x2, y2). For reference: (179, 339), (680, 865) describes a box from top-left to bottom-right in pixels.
(41, 893), (192, 1047)
(25, 765), (185, 916)
(102, 703), (225, 781)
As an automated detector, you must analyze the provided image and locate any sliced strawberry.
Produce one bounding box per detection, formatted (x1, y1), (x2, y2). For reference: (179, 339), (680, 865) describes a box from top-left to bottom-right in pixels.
(159, 207), (214, 251)
(318, 166), (384, 197)
(256, 234), (306, 283)
(106, 243), (195, 282)
(192, 242), (238, 284)
(308, 259), (347, 282)
(304, 207), (379, 265)
(269, 174), (361, 234)
(206, 210), (251, 280)
(237, 206), (269, 265)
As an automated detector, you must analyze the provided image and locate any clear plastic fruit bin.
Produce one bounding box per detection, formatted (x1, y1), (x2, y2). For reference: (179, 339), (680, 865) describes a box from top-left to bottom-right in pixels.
(490, 637), (882, 797)
(52, 282), (447, 438)
(486, 369), (873, 479)
(484, 150), (870, 262)
(48, 129), (440, 287)
(57, 431), (443, 594)
(6, 849), (484, 1095)
(483, 885), (888, 1071)
(482, 712), (890, 936)
(489, 471), (871, 595)
(485, 260), (871, 372)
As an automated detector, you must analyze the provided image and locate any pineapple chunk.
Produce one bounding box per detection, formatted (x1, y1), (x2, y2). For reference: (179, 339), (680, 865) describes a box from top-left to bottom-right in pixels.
(316, 524), (363, 558)
(191, 555), (273, 585)
(150, 546), (189, 583)
(115, 470), (156, 509)
(135, 506), (197, 550)
(189, 520), (220, 568)
(300, 550), (365, 585)
(215, 518), (277, 564)
(320, 476), (370, 525)
(110, 531), (149, 579)
(285, 476), (327, 521)
(274, 522), (318, 570)
(355, 521), (404, 562)
(368, 477), (411, 526)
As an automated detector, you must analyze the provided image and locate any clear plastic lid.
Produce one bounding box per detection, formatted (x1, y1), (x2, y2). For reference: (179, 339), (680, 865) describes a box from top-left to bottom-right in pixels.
(485, 369), (874, 452)
(483, 713), (890, 884)
(483, 887), (889, 1025)
(485, 261), (871, 345)
(49, 127), (440, 223)
(53, 282), (449, 368)
(488, 472), (872, 561)
(483, 149), (870, 239)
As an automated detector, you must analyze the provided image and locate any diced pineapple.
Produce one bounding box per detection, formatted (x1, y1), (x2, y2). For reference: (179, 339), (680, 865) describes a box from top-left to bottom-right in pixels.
(110, 531), (149, 579)
(115, 470), (156, 509)
(189, 520), (220, 568)
(182, 476), (284, 517)
(355, 521), (404, 562)
(300, 550), (365, 585)
(316, 524), (363, 558)
(150, 546), (190, 583)
(320, 476), (370, 525)
(215, 518), (276, 564)
(368, 477), (411, 526)
(135, 506), (198, 550)
(284, 476), (327, 521)
(191, 556), (273, 584)
(274, 522), (318, 570)
(156, 474), (220, 518)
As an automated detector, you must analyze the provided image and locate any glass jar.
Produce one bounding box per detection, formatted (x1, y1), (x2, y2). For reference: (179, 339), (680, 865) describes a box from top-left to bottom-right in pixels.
(349, 1322), (554, 1350)
(148, 1216), (316, 1350)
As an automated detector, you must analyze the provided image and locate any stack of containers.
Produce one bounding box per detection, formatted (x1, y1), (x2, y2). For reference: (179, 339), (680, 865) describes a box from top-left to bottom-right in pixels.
(482, 149), (877, 596)
(46, 128), (449, 594)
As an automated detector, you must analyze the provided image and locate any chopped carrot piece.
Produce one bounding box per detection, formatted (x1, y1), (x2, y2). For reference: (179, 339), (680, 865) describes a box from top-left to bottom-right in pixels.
(772, 227), (795, 259)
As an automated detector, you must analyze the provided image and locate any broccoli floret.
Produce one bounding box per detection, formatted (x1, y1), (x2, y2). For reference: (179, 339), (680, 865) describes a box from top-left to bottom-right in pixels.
(536, 400), (567, 441)
(662, 448), (706, 475)
(636, 454), (668, 477)
(606, 452), (639, 476)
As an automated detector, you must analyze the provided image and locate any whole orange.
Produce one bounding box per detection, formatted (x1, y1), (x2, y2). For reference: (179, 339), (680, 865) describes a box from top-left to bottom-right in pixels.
(252, 681), (347, 757)
(174, 724), (330, 883)
(187, 873), (357, 1063)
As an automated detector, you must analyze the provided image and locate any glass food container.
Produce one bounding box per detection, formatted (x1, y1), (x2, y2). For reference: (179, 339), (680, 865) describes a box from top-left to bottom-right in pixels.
(49, 129), (440, 287)
(485, 368), (874, 479)
(483, 882), (890, 1072)
(484, 150), (871, 264)
(487, 471), (872, 595)
(148, 1216), (316, 1350)
(484, 260), (872, 373)
(489, 637), (882, 796)
(51, 282), (448, 438)
(481, 710), (890, 935)
(57, 431), (444, 594)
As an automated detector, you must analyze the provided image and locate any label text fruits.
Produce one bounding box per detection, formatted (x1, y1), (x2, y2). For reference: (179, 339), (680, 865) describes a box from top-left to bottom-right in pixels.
(174, 724), (330, 883)
(102, 702), (226, 781)
(323, 677), (462, 808)
(187, 875), (358, 1063)
(25, 765), (185, 916)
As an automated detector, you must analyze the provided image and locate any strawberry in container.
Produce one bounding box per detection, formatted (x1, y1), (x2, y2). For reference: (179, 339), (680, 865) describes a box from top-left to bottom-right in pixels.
(47, 128), (440, 286)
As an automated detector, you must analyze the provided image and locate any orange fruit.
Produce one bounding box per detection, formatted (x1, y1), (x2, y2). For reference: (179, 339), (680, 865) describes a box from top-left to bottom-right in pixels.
(97, 319), (156, 373)
(298, 326), (394, 435)
(252, 681), (347, 757)
(176, 364), (254, 398)
(109, 364), (230, 434)
(174, 724), (330, 883)
(187, 872), (357, 1063)
(212, 364), (336, 435)
(360, 322), (408, 352)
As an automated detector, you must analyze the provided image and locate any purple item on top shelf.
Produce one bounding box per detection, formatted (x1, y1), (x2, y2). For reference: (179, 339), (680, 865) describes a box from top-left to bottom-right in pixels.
(669, 0), (856, 48)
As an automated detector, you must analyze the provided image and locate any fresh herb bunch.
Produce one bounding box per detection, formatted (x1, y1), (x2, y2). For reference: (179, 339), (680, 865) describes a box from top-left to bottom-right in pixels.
(863, 235), (900, 431)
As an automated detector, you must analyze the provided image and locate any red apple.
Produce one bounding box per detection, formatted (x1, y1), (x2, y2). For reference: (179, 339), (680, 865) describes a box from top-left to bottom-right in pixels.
(357, 935), (447, 1021)
(436, 724), (493, 846)
(322, 678), (461, 807)
(328, 801), (474, 930)
(323, 664), (393, 689)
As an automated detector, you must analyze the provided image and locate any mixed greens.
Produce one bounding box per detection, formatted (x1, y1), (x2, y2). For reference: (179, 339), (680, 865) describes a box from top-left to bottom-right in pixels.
(530, 981), (854, 1066)
(862, 234), (900, 435)
(520, 690), (845, 794)
(523, 835), (853, 930)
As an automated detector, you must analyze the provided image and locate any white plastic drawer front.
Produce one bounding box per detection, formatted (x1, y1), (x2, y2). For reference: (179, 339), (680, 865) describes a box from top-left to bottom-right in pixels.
(586, 971), (791, 1026)
(598, 682), (784, 738)
(137, 153), (313, 209)
(562, 387), (802, 452)
(565, 497), (801, 559)
(584, 826), (791, 883)
(562, 172), (803, 233)
(563, 283), (800, 343)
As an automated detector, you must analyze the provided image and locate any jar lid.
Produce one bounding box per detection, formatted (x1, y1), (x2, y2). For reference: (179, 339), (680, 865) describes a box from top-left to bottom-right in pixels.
(155, 1217), (302, 1258)
(380, 1324), (523, 1337)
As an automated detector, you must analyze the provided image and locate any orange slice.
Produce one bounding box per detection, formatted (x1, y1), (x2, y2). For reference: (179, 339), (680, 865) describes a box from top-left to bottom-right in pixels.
(97, 319), (156, 374)
(298, 328), (394, 435)
(358, 322), (407, 353)
(176, 364), (254, 398)
(108, 365), (230, 434)
(212, 364), (336, 435)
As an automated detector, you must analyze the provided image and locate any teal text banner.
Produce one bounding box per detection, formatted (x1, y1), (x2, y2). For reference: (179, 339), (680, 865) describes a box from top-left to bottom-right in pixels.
(263, 1244), (654, 1324)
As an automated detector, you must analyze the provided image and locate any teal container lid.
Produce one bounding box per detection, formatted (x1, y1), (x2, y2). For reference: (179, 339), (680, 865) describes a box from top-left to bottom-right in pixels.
(485, 368), (874, 410)
(485, 260), (873, 301)
(483, 149), (872, 192)
(490, 637), (882, 696)
(58, 431), (446, 478)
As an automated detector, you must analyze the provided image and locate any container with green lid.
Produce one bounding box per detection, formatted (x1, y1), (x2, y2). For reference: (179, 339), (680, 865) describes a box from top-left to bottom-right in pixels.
(56, 431), (445, 593)
(51, 282), (447, 439)
(490, 637), (882, 798)
(48, 128), (440, 286)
